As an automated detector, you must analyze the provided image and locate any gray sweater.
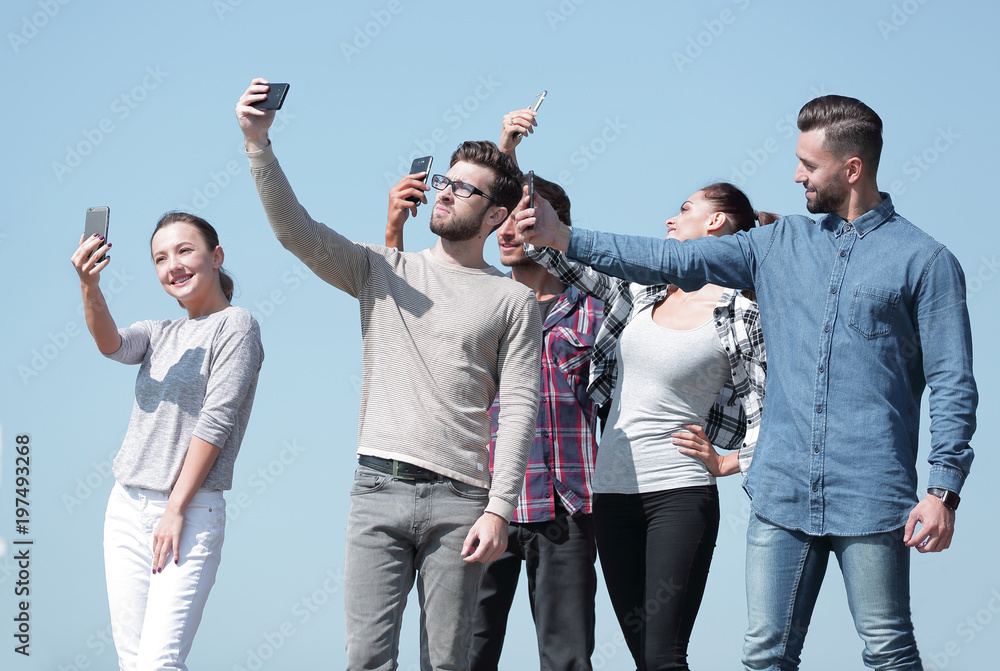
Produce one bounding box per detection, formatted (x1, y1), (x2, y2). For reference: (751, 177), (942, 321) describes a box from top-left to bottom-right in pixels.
(248, 144), (540, 521)
(106, 306), (263, 491)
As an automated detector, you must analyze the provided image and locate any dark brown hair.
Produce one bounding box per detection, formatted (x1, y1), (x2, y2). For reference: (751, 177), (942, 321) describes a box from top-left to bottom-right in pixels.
(524, 173), (572, 227)
(449, 140), (523, 218)
(797, 95), (883, 176)
(700, 182), (779, 234)
(151, 212), (234, 302)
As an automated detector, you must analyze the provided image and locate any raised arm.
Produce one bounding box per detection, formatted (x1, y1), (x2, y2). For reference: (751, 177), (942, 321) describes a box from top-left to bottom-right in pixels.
(518, 203), (763, 293)
(498, 107), (538, 164)
(71, 233), (121, 354)
(237, 78), (374, 297)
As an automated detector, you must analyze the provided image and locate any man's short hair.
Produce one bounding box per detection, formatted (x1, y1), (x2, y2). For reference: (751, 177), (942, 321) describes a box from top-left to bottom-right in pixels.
(449, 141), (523, 218)
(524, 173), (572, 227)
(797, 95), (883, 176)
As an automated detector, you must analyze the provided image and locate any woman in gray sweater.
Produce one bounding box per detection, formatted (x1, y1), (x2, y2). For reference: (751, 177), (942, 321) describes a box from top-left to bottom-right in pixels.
(71, 212), (263, 671)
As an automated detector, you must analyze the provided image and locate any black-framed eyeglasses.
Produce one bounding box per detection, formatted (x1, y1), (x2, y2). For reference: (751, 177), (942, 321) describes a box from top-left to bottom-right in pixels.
(431, 174), (496, 203)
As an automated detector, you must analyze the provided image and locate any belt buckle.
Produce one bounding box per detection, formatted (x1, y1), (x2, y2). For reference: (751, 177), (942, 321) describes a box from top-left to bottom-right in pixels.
(391, 460), (416, 481)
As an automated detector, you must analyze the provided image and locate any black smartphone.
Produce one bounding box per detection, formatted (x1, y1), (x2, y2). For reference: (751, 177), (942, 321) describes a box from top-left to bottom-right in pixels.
(406, 156), (433, 204)
(251, 83), (290, 110)
(528, 170), (535, 209)
(84, 206), (110, 262)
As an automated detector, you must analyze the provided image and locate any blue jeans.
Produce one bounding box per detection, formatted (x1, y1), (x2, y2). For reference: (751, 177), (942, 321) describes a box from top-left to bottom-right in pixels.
(344, 464), (488, 671)
(743, 514), (921, 671)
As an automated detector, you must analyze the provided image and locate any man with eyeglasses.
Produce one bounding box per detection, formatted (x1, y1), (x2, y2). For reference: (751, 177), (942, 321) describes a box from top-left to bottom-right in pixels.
(237, 79), (541, 671)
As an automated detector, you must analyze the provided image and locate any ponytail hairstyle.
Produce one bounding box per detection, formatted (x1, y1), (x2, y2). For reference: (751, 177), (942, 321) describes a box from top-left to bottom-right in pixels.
(700, 182), (779, 234)
(151, 212), (235, 302)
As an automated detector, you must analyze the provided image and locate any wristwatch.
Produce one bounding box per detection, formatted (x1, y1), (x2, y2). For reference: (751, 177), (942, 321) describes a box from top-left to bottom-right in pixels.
(927, 487), (960, 511)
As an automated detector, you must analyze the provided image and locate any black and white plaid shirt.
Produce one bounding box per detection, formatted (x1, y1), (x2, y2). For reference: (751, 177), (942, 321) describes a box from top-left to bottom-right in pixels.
(526, 244), (767, 473)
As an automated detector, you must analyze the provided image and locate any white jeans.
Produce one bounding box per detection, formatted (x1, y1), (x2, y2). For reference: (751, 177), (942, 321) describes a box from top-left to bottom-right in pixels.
(104, 481), (226, 671)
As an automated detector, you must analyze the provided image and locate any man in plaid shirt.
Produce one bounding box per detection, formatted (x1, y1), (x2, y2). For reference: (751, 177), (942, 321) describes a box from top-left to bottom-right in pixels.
(472, 174), (604, 671)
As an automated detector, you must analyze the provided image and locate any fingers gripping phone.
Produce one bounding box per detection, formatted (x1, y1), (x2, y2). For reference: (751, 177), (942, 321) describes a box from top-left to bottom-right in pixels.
(516, 91), (547, 139)
(251, 83), (290, 110)
(407, 156), (433, 204)
(84, 206), (110, 262)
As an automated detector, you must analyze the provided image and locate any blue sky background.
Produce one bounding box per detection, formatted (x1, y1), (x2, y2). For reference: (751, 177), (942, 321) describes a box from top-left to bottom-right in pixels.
(2, 0), (998, 669)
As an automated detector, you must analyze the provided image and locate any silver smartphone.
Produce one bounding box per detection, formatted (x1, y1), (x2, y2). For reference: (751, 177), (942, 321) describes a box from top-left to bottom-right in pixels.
(84, 206), (110, 261)
(528, 90), (547, 113)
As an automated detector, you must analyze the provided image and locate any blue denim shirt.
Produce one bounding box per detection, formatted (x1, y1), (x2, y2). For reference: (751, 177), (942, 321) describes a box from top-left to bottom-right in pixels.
(567, 195), (977, 535)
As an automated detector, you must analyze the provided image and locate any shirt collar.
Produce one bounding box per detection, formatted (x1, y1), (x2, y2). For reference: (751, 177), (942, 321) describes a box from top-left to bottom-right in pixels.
(823, 192), (896, 238)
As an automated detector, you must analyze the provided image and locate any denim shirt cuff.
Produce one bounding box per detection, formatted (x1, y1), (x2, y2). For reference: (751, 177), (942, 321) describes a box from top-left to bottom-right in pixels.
(567, 228), (593, 263)
(927, 464), (967, 495)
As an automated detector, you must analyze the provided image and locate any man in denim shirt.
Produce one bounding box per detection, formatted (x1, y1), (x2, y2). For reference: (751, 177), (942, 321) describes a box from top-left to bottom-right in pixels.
(516, 95), (977, 671)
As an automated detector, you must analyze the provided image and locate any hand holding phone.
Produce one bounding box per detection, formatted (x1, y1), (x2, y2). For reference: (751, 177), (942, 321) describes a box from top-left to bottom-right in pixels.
(250, 83), (290, 110)
(406, 156), (433, 204)
(514, 91), (546, 139)
(83, 206), (110, 263)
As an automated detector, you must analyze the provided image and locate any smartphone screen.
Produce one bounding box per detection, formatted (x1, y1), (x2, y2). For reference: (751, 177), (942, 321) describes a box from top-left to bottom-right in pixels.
(84, 206), (110, 261)
(251, 83), (290, 110)
(407, 156), (433, 203)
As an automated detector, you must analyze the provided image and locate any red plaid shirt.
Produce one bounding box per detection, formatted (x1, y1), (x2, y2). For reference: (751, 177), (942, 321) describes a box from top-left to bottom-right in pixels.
(489, 285), (603, 523)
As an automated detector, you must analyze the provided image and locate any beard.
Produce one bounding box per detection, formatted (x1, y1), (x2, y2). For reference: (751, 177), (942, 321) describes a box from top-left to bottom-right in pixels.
(499, 244), (535, 267)
(805, 177), (849, 215)
(430, 205), (487, 242)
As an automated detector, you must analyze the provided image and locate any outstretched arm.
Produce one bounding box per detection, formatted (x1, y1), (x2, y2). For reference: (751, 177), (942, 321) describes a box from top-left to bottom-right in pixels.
(70, 233), (120, 354)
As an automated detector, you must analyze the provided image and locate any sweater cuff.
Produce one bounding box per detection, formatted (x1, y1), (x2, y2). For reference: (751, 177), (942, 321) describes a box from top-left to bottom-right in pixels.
(485, 497), (515, 523)
(246, 142), (277, 169)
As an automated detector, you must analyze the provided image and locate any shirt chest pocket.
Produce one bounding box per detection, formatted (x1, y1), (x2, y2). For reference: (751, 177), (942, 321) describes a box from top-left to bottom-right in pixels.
(848, 285), (900, 339)
(549, 327), (595, 377)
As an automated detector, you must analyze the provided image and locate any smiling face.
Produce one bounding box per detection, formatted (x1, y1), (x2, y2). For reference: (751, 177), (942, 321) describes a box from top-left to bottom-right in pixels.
(429, 161), (497, 243)
(150, 222), (224, 308)
(795, 129), (850, 216)
(496, 200), (533, 267)
(664, 190), (723, 241)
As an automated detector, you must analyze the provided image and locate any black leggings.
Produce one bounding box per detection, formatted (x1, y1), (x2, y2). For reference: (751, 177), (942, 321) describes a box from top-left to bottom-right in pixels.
(593, 485), (720, 671)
